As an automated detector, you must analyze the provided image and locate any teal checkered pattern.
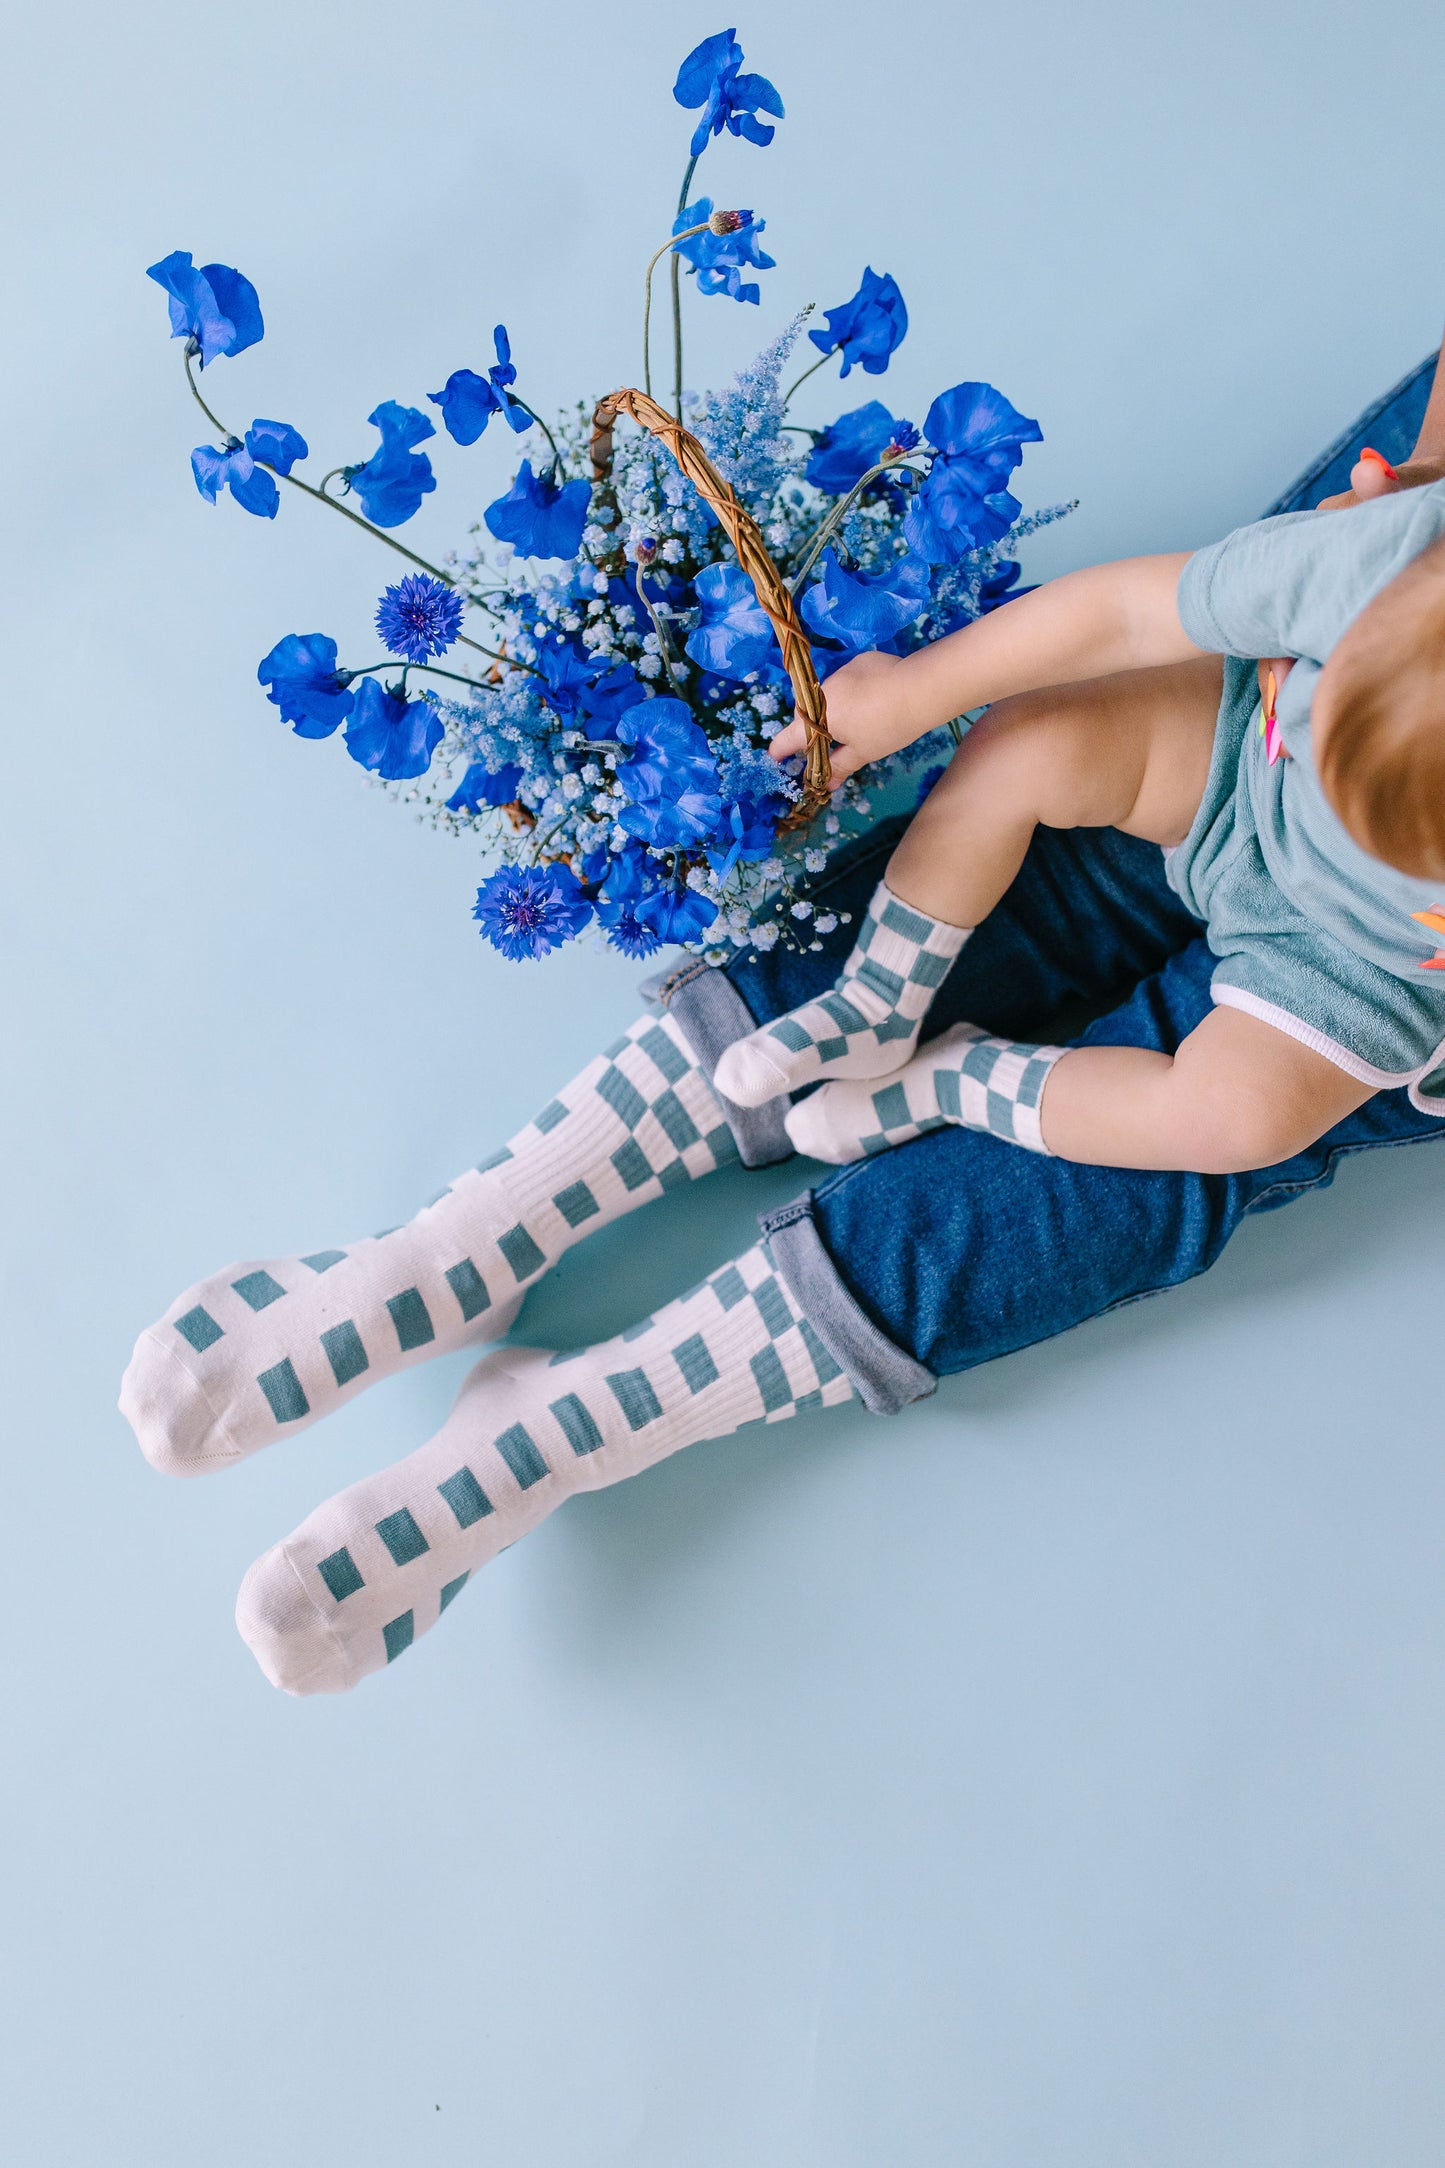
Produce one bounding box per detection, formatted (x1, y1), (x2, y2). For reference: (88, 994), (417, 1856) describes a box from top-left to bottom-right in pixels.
(785, 1020), (1065, 1166)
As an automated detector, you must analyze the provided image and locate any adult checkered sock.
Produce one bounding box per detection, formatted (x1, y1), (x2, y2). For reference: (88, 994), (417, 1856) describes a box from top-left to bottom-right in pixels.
(120, 1013), (737, 1478)
(235, 1241), (857, 1694)
(714, 880), (971, 1108)
(783, 1021), (1065, 1163)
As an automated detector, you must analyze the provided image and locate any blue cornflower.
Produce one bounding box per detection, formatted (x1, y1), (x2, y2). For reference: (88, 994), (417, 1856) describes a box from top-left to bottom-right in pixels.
(594, 848), (664, 960)
(342, 677), (444, 780)
(800, 549), (931, 656)
(684, 561), (783, 682)
(257, 633), (355, 738)
(808, 268), (907, 378)
(638, 883), (719, 944)
(446, 760), (524, 812)
(191, 442), (279, 518)
(473, 863), (593, 960)
(375, 574), (464, 663)
(534, 637), (641, 730)
(483, 460), (593, 560)
(347, 403), (437, 528)
(674, 29), (784, 155)
(146, 250), (263, 367)
(673, 197), (775, 304)
(903, 384), (1042, 564)
(615, 699), (723, 849)
(804, 401), (910, 494)
(429, 326), (532, 445)
(243, 418), (308, 474)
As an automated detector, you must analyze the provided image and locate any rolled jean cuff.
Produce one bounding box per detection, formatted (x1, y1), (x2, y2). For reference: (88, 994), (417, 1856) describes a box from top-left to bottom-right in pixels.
(760, 1195), (937, 1415)
(639, 958), (793, 1169)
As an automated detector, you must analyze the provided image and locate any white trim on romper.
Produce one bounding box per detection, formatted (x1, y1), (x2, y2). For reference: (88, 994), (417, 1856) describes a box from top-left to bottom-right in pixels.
(1212, 984), (1445, 1119)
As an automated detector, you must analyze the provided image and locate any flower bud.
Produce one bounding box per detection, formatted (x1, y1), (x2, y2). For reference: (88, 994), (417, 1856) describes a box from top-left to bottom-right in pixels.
(707, 207), (752, 235)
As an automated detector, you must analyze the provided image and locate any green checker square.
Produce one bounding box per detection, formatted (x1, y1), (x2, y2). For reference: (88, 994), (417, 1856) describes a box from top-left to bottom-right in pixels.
(383, 1612), (414, 1663)
(812, 1034), (849, 1064)
(498, 1223), (547, 1282)
(476, 1146), (514, 1174)
(605, 1367), (662, 1431)
(621, 1314), (655, 1342)
(908, 946), (953, 989)
(596, 1064), (647, 1129)
(711, 1264), (748, 1311)
(651, 1088), (701, 1153)
(870, 1081), (912, 1130)
(174, 1304), (223, 1353)
(799, 1315), (844, 1386)
(750, 1343), (792, 1414)
(320, 1319), (369, 1388)
(794, 1388), (823, 1413)
(875, 1010), (918, 1043)
(439, 1573), (470, 1613)
(232, 1269), (286, 1312)
(1017, 1052), (1054, 1108)
(768, 1016), (812, 1054)
(657, 1158), (691, 1195)
(960, 1037), (1003, 1086)
(317, 1546), (364, 1603)
(703, 1122), (739, 1167)
(257, 1357), (309, 1424)
(495, 1422), (549, 1489)
(820, 991), (869, 1035)
(986, 1089), (1018, 1139)
(879, 895), (934, 944)
(549, 1392), (604, 1457)
(375, 1506), (429, 1566)
(300, 1249), (346, 1274)
(533, 1097), (569, 1134)
(854, 957), (905, 1005)
(752, 1275), (794, 1339)
(445, 1258), (491, 1322)
(602, 1033), (633, 1060)
(935, 1068), (962, 1120)
(672, 1333), (718, 1395)
(552, 1180), (601, 1229)
(386, 1287), (435, 1352)
(637, 1022), (689, 1084)
(610, 1138), (654, 1192)
(437, 1466), (492, 1528)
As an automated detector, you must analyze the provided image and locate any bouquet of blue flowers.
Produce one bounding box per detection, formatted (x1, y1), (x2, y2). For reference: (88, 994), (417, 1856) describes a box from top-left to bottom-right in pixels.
(151, 26), (1069, 964)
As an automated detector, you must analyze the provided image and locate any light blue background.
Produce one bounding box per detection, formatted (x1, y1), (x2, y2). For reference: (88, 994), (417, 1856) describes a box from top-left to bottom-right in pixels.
(5, 3), (1445, 2161)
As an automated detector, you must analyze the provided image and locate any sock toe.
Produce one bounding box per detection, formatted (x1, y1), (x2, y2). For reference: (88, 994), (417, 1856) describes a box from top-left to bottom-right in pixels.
(118, 1329), (248, 1479)
(784, 1088), (869, 1164)
(236, 1546), (360, 1697)
(714, 1034), (795, 1107)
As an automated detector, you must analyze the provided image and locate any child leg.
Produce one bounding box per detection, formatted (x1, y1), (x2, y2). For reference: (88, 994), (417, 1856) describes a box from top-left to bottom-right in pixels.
(121, 1011), (739, 1478)
(715, 659), (1222, 1107)
(235, 1242), (856, 1694)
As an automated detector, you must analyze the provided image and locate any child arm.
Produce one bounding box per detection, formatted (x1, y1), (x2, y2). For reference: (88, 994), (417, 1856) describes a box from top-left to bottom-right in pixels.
(770, 551), (1203, 777)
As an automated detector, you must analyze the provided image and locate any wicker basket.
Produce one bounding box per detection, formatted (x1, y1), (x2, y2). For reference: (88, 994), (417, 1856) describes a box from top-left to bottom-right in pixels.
(590, 387), (832, 824)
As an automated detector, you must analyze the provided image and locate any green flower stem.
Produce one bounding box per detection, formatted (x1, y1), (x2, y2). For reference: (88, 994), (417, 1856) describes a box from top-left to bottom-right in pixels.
(642, 220), (711, 401)
(672, 150), (701, 421)
(633, 564), (687, 696)
(786, 450), (931, 594)
(504, 396), (564, 472)
(781, 346), (834, 410)
(347, 661), (496, 692)
(181, 348), (539, 677)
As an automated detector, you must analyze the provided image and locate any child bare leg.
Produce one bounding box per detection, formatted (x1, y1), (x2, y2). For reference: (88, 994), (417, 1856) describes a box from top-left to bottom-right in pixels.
(716, 658), (1223, 1106)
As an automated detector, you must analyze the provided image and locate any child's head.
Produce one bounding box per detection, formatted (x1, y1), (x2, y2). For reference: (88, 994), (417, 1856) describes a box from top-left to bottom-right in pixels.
(1316, 534), (1445, 879)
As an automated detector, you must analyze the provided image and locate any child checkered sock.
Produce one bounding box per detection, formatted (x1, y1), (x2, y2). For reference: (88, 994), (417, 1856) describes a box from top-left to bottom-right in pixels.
(784, 1021), (1065, 1163)
(121, 1013), (737, 1478)
(235, 1241), (857, 1695)
(714, 880), (971, 1107)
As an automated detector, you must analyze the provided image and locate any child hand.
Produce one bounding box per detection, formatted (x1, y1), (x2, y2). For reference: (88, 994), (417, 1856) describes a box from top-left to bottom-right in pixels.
(768, 650), (924, 779)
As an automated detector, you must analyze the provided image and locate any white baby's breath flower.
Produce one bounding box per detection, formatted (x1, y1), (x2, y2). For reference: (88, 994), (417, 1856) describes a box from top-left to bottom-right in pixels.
(813, 912), (838, 934)
(803, 848), (828, 872)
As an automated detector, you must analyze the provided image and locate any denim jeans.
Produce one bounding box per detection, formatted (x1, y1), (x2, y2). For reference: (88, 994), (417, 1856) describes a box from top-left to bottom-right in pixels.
(654, 350), (1445, 1407)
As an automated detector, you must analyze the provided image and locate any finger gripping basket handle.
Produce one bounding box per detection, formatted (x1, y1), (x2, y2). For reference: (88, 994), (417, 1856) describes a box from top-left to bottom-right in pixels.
(591, 387), (832, 820)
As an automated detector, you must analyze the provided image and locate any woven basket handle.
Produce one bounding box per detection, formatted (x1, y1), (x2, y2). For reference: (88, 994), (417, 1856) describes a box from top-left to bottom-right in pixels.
(590, 387), (832, 818)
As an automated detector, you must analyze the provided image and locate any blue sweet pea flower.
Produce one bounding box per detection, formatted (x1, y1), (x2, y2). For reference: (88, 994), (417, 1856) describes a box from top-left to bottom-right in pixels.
(903, 463), (1018, 564)
(257, 633), (355, 738)
(375, 574), (464, 663)
(704, 792), (783, 879)
(342, 677), (444, 780)
(684, 561), (784, 682)
(673, 29), (784, 155)
(923, 382), (1042, 489)
(594, 847), (664, 960)
(429, 326), (533, 445)
(347, 403), (437, 528)
(615, 698), (723, 849)
(473, 863), (593, 960)
(804, 401), (912, 494)
(191, 442), (279, 518)
(243, 418), (308, 475)
(534, 638), (641, 731)
(637, 883), (719, 944)
(808, 268), (907, 378)
(483, 460), (593, 560)
(673, 198), (775, 304)
(800, 549), (932, 656)
(146, 250), (263, 367)
(446, 760), (524, 812)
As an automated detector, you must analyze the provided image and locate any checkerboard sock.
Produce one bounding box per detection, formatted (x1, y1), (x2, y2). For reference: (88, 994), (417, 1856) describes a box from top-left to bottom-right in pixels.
(236, 1241), (857, 1694)
(714, 880), (972, 1108)
(784, 1021), (1066, 1163)
(121, 1013), (737, 1479)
